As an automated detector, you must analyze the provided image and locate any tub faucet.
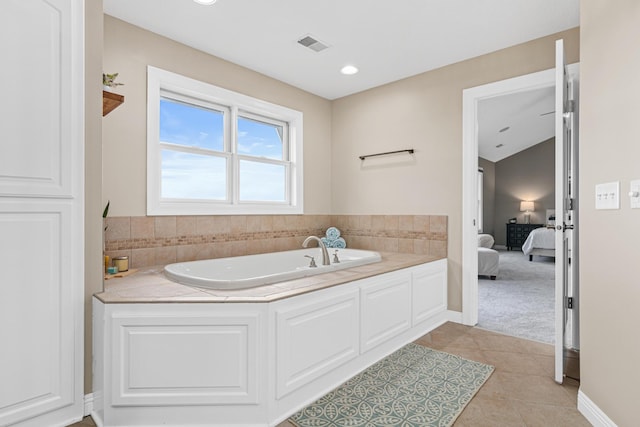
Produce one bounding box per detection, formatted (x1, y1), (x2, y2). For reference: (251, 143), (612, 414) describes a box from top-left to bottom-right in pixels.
(302, 236), (330, 266)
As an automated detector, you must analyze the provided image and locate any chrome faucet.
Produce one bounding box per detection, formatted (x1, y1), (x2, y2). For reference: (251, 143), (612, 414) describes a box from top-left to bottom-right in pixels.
(302, 236), (330, 266)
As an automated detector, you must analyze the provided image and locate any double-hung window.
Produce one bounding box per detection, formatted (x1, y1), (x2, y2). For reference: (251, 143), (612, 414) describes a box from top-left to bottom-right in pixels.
(147, 66), (303, 215)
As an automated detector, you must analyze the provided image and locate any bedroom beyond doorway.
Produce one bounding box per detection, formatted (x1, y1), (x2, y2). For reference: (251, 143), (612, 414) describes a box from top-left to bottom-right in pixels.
(478, 249), (554, 344)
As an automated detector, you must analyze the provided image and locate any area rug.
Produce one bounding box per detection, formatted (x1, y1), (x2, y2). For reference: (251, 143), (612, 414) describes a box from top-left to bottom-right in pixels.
(289, 343), (494, 427)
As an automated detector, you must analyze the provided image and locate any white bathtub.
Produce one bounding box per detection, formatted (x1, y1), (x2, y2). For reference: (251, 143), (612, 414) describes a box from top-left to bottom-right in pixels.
(164, 247), (382, 290)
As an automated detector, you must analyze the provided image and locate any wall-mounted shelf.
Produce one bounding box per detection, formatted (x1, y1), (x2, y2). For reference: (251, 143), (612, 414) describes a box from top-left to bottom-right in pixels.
(103, 90), (124, 116)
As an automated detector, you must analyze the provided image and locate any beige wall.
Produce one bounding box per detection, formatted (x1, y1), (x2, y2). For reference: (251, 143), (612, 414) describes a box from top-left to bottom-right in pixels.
(493, 138), (555, 246)
(331, 29), (579, 311)
(84, 0), (103, 394)
(102, 16), (332, 217)
(579, 1), (640, 424)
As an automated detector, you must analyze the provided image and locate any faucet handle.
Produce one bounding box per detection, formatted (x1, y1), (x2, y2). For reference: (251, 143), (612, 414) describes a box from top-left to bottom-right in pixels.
(304, 255), (317, 268)
(333, 250), (340, 263)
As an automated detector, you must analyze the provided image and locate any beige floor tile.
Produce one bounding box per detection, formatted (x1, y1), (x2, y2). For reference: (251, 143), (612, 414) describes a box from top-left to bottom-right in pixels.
(494, 371), (577, 407)
(512, 400), (592, 427)
(530, 354), (555, 377)
(440, 346), (491, 365)
(519, 338), (555, 356)
(482, 350), (550, 376)
(469, 329), (531, 353)
(67, 417), (96, 427)
(474, 371), (510, 401)
(454, 396), (526, 426)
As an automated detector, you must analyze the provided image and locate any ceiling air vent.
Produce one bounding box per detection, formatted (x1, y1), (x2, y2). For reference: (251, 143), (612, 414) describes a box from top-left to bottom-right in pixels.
(297, 35), (329, 52)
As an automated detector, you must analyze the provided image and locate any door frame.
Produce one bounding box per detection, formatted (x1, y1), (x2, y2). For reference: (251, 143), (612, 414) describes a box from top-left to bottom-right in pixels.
(461, 65), (578, 326)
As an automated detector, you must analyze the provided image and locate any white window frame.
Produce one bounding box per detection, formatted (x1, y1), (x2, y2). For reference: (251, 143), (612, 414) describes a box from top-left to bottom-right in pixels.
(147, 66), (304, 215)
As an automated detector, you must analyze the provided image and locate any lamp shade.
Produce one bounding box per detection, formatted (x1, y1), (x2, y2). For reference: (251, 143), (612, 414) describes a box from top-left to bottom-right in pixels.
(520, 201), (535, 212)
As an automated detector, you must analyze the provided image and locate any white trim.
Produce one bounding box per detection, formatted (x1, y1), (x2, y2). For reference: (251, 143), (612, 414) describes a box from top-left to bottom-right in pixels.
(146, 66), (304, 215)
(462, 67), (557, 326)
(554, 39), (565, 384)
(83, 393), (94, 416)
(577, 390), (618, 427)
(445, 310), (464, 324)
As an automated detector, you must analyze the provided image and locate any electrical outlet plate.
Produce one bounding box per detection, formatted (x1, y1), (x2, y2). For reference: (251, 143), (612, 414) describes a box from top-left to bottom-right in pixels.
(630, 179), (640, 209)
(595, 181), (620, 210)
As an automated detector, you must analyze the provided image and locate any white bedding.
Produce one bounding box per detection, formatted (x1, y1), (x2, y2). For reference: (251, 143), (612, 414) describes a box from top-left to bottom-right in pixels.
(522, 227), (555, 256)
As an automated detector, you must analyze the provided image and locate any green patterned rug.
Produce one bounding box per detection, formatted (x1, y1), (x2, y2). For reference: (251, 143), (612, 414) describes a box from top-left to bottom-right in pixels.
(289, 343), (494, 427)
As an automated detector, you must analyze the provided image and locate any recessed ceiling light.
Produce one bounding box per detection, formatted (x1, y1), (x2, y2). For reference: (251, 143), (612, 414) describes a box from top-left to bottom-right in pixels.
(194, 0), (217, 5)
(498, 126), (510, 133)
(340, 65), (359, 75)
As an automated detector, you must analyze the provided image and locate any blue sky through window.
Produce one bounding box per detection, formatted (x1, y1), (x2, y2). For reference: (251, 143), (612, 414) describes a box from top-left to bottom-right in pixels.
(160, 98), (223, 150)
(238, 116), (283, 160)
(159, 98), (287, 202)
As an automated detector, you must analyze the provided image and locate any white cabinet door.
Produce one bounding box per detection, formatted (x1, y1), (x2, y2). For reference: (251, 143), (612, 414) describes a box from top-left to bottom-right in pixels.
(0, 1), (84, 426)
(110, 309), (261, 406)
(412, 259), (447, 325)
(275, 288), (359, 399)
(360, 271), (412, 353)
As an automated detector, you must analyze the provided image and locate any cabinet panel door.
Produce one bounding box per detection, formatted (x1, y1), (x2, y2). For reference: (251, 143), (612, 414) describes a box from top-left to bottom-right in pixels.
(111, 312), (260, 406)
(0, 202), (79, 426)
(0, 1), (84, 425)
(275, 289), (359, 399)
(360, 271), (412, 353)
(0, 0), (81, 197)
(412, 259), (447, 325)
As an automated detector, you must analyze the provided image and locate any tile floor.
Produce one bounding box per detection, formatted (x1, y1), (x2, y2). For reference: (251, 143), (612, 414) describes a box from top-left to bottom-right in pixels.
(70, 322), (590, 427)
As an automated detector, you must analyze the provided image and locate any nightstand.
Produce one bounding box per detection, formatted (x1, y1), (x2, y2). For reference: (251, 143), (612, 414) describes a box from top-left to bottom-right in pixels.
(506, 223), (543, 250)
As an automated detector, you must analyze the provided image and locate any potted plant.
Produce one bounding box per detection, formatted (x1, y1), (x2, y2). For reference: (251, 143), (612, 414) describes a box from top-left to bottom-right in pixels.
(103, 73), (124, 92)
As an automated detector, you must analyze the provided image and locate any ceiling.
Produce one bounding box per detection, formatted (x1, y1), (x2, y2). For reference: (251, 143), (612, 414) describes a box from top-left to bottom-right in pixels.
(103, 0), (578, 160)
(478, 86), (556, 162)
(103, 0), (579, 100)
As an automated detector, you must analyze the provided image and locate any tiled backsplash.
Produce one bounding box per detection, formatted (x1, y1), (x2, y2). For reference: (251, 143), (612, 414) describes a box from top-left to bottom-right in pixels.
(104, 214), (447, 269)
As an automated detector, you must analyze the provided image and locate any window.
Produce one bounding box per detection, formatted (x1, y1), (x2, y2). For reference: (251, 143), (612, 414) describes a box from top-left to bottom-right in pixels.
(147, 66), (303, 215)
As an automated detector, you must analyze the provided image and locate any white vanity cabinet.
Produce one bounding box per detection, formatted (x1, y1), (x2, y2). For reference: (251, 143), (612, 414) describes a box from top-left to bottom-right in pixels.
(92, 302), (270, 426)
(360, 270), (413, 353)
(0, 1), (85, 426)
(412, 259), (448, 325)
(274, 286), (360, 399)
(93, 258), (448, 426)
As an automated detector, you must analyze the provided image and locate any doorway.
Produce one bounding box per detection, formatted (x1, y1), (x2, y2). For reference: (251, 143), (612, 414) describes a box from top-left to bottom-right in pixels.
(462, 67), (558, 327)
(476, 86), (557, 343)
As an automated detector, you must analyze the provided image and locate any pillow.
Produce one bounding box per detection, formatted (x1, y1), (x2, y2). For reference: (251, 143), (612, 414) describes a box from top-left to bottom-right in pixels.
(478, 234), (495, 248)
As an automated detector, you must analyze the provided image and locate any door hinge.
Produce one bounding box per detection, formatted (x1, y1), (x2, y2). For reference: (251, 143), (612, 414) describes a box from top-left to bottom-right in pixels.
(566, 100), (575, 114)
(566, 297), (574, 309)
(566, 197), (575, 211)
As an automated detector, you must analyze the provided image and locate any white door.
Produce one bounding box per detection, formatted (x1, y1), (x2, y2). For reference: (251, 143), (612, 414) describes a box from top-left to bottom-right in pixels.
(554, 39), (579, 384)
(0, 1), (84, 426)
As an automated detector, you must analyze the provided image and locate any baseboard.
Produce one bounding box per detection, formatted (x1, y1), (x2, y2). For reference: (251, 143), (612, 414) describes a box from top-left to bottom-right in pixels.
(84, 393), (94, 416)
(577, 389), (618, 427)
(493, 244), (507, 250)
(445, 310), (463, 324)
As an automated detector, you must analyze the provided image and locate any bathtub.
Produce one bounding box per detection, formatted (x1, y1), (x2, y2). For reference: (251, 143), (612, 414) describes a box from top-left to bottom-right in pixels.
(164, 247), (382, 290)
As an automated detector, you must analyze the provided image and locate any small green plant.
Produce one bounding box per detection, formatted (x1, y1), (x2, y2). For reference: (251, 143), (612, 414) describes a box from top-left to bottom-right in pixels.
(103, 73), (124, 88)
(103, 200), (110, 231)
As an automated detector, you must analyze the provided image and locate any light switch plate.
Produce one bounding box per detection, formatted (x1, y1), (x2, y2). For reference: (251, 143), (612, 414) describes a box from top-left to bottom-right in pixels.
(630, 180), (640, 209)
(595, 181), (619, 210)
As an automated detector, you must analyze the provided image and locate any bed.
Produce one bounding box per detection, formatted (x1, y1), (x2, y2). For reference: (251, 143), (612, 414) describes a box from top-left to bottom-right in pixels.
(521, 208), (557, 261)
(522, 227), (555, 261)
